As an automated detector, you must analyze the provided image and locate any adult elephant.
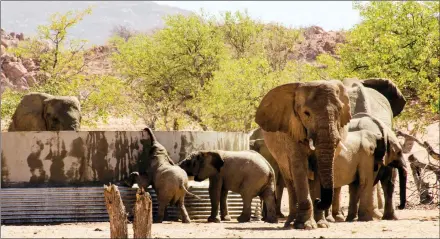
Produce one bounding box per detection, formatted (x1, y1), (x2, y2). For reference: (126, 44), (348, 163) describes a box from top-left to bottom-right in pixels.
(255, 80), (352, 229)
(249, 128), (286, 218)
(8, 92), (81, 131)
(338, 78), (407, 219)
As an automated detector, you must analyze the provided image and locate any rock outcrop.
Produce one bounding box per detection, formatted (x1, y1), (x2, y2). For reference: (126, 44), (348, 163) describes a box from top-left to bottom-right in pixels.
(1, 29), (46, 94)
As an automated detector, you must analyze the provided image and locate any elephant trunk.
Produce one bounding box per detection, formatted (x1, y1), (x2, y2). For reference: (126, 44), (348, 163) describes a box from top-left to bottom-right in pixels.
(313, 117), (339, 210)
(397, 165), (407, 209)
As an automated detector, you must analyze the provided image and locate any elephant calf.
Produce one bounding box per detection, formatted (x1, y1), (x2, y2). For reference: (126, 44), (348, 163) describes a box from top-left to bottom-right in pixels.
(130, 128), (200, 223)
(178, 150), (278, 223)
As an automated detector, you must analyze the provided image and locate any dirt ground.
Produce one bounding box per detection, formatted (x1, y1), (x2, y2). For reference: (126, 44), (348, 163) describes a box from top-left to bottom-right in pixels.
(2, 188), (439, 238)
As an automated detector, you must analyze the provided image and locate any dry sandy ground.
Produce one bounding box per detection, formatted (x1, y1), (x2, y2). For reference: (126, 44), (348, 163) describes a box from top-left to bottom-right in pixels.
(1, 209), (439, 238)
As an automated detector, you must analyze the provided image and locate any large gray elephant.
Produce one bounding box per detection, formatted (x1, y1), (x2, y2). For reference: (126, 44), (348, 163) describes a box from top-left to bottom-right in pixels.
(249, 128), (286, 218)
(255, 80), (352, 229)
(8, 92), (81, 131)
(336, 78), (407, 218)
(324, 113), (408, 222)
(178, 150), (278, 223)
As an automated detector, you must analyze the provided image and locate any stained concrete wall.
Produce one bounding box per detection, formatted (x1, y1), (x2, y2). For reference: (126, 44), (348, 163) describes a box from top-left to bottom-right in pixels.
(1, 131), (249, 187)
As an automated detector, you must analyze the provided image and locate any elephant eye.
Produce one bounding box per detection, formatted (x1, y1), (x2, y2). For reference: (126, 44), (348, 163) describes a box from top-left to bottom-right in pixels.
(304, 111), (310, 117)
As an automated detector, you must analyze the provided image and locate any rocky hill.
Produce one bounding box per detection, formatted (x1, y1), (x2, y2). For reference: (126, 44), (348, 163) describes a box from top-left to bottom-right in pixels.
(0, 25), (346, 95)
(0, 1), (193, 46)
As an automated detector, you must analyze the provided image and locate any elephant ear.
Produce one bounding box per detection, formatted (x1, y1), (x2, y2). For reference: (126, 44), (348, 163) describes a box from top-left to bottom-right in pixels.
(255, 83), (306, 141)
(208, 151), (224, 172)
(331, 80), (352, 128)
(361, 78), (406, 117)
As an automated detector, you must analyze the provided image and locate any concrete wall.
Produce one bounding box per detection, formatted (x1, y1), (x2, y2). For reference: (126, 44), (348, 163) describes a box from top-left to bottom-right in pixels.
(1, 131), (249, 187)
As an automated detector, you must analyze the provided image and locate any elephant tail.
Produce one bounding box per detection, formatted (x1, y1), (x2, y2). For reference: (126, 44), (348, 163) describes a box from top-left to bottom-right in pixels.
(181, 183), (201, 199)
(143, 127), (157, 143)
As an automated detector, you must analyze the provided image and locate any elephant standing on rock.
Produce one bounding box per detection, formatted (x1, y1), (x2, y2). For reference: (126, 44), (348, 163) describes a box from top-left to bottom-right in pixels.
(323, 113), (407, 222)
(8, 92), (81, 131)
(178, 150), (278, 224)
(255, 80), (352, 229)
(126, 128), (200, 223)
(249, 128), (286, 218)
(327, 78), (407, 221)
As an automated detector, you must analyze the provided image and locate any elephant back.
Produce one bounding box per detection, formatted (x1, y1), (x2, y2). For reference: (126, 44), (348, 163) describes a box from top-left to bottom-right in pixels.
(8, 92), (53, 131)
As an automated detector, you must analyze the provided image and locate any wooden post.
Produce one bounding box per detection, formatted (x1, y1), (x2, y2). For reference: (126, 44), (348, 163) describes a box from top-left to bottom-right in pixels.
(133, 188), (153, 239)
(104, 184), (128, 239)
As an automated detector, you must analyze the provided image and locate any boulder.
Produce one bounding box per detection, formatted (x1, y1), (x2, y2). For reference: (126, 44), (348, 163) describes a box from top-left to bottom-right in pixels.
(2, 62), (28, 81)
(22, 58), (37, 72)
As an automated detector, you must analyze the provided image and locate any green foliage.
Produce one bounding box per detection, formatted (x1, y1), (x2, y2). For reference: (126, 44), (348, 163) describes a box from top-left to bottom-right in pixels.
(1, 7), (134, 128)
(112, 13), (227, 130)
(341, 1), (439, 114)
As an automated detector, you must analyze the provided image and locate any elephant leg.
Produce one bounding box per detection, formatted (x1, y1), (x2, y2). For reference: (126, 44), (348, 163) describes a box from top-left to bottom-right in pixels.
(208, 177), (222, 223)
(275, 176), (286, 218)
(377, 182), (384, 209)
(155, 202), (166, 223)
(237, 194), (253, 223)
(357, 181), (374, 221)
(372, 184), (384, 219)
(332, 187), (345, 222)
(346, 183), (360, 222)
(283, 179), (297, 228)
(178, 198), (191, 224)
(381, 167), (398, 220)
(260, 185), (278, 223)
(220, 188), (231, 221)
(292, 155), (317, 230)
(310, 175), (329, 228)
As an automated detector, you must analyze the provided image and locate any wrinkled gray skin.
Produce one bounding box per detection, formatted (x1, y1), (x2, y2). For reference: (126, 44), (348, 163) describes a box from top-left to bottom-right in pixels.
(8, 92), (81, 131)
(178, 150), (278, 224)
(325, 78), (407, 222)
(255, 80), (352, 229)
(129, 128), (199, 224)
(346, 113), (407, 221)
(249, 128), (286, 218)
(323, 113), (407, 222)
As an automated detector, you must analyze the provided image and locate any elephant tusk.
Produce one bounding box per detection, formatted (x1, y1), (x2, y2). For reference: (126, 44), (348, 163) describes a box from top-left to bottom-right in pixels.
(339, 141), (348, 152)
(308, 138), (316, 151)
(131, 183), (140, 189)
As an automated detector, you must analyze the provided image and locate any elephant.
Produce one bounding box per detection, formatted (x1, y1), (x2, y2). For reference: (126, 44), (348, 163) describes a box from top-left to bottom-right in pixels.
(255, 80), (352, 229)
(178, 150), (278, 223)
(323, 113), (407, 222)
(8, 92), (81, 131)
(131, 128), (200, 223)
(333, 78), (407, 219)
(249, 127), (286, 218)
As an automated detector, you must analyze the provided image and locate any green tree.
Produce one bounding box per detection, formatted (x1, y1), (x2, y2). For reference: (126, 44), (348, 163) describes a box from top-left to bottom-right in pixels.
(2, 7), (132, 128)
(309, 1), (439, 129)
(198, 56), (289, 132)
(112, 13), (227, 130)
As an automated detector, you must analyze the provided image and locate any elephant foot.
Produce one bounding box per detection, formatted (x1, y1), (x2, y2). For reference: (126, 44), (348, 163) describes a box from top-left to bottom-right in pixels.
(345, 214), (356, 222)
(293, 218), (317, 230)
(221, 215), (232, 221)
(326, 215), (335, 222)
(277, 211), (286, 218)
(264, 215), (278, 224)
(358, 214), (374, 222)
(333, 213), (346, 222)
(237, 214), (251, 223)
(316, 219), (330, 228)
(283, 214), (295, 228)
(207, 216), (221, 223)
(182, 218), (191, 224)
(382, 213), (398, 220)
(373, 209), (383, 219)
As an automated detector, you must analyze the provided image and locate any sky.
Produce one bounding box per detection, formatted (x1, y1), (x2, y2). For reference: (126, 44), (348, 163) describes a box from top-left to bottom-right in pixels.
(153, 1), (362, 31)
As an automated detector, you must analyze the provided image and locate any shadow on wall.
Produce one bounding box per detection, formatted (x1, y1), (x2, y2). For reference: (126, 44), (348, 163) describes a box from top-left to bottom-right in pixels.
(1, 131), (249, 187)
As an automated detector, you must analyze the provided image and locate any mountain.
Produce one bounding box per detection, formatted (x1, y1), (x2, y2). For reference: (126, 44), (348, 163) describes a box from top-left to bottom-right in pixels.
(0, 1), (193, 46)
